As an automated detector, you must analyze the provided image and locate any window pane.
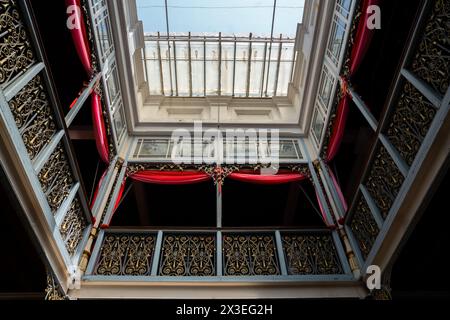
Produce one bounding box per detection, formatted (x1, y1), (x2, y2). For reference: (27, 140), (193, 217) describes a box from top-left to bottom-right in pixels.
(190, 41), (204, 96)
(276, 43), (295, 96)
(312, 107), (325, 143)
(264, 43), (280, 97)
(327, 16), (346, 66)
(205, 42), (219, 95)
(175, 41), (189, 96)
(221, 42), (234, 96)
(318, 65), (335, 109)
(248, 42), (265, 97)
(144, 41), (162, 95)
(234, 42), (249, 97)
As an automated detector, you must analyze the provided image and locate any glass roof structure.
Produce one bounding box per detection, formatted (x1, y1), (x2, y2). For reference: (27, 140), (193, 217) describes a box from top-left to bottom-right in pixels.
(142, 33), (297, 98)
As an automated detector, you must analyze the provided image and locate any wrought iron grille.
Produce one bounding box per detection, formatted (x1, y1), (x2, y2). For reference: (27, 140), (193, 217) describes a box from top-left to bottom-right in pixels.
(223, 233), (280, 276)
(385, 81), (437, 167)
(364, 144), (405, 219)
(410, 0), (450, 96)
(8, 75), (57, 160)
(281, 232), (344, 275)
(91, 230), (349, 278)
(0, 0), (36, 86)
(94, 233), (157, 276)
(37, 143), (74, 213)
(348, 195), (380, 259)
(159, 233), (216, 276)
(59, 197), (88, 256)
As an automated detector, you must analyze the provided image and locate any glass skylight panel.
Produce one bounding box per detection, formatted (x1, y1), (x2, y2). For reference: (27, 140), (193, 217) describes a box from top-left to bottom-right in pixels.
(191, 41), (205, 96)
(144, 41), (162, 95)
(221, 42), (234, 96)
(205, 42), (220, 95)
(175, 41), (190, 96)
(249, 42), (265, 97)
(142, 35), (297, 98)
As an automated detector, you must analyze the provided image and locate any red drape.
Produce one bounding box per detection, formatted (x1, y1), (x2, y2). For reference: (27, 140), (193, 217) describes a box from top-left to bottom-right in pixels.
(65, 0), (92, 74)
(326, 0), (380, 162)
(92, 93), (110, 163)
(90, 168), (107, 209)
(228, 172), (307, 185)
(329, 167), (348, 213)
(130, 170), (211, 185)
(349, 0), (380, 75)
(102, 171), (212, 227)
(66, 0), (110, 163)
(326, 95), (350, 161)
(314, 188), (331, 227)
(113, 181), (126, 212)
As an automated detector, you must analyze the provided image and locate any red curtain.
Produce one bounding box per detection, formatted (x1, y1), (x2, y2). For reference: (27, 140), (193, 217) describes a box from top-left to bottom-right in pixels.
(326, 94), (350, 161)
(113, 181), (126, 212)
(102, 171), (211, 227)
(66, 0), (91, 73)
(349, 0), (381, 75)
(315, 190), (334, 228)
(329, 167), (348, 213)
(92, 94), (110, 163)
(130, 170), (211, 185)
(228, 172), (307, 185)
(326, 0), (380, 162)
(66, 0), (110, 163)
(90, 168), (107, 209)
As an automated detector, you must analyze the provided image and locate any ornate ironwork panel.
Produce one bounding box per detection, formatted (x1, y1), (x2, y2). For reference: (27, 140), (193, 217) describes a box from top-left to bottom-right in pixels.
(410, 0), (450, 95)
(364, 144), (405, 219)
(159, 234), (216, 276)
(320, 87), (342, 158)
(59, 197), (88, 256)
(98, 83), (116, 161)
(386, 82), (436, 166)
(349, 195), (380, 259)
(0, 0), (36, 86)
(45, 272), (68, 300)
(38, 143), (74, 213)
(8, 75), (57, 160)
(94, 233), (156, 276)
(281, 232), (344, 275)
(223, 233), (280, 276)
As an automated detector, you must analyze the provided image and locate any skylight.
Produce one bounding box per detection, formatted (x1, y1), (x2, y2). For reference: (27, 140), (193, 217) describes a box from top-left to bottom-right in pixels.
(136, 0), (304, 98)
(143, 33), (296, 97)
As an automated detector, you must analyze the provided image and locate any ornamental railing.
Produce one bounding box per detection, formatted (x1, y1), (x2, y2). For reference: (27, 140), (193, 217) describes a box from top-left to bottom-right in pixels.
(85, 228), (352, 280)
(345, 0), (449, 267)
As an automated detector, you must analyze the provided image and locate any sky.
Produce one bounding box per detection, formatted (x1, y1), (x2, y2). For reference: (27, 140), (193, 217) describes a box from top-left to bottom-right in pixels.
(136, 0), (305, 37)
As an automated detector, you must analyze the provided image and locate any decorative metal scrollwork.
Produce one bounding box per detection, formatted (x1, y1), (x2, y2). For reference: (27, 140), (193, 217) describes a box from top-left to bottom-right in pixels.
(126, 163), (188, 178)
(94, 233), (156, 276)
(349, 195), (380, 259)
(81, 0), (99, 75)
(199, 165), (238, 186)
(159, 234), (216, 276)
(410, 0), (450, 95)
(0, 0), (35, 86)
(8, 75), (57, 160)
(364, 144), (404, 219)
(38, 143), (74, 213)
(44, 272), (67, 300)
(386, 82), (436, 166)
(60, 198), (88, 256)
(281, 232), (344, 275)
(223, 234), (280, 276)
(320, 87), (342, 159)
